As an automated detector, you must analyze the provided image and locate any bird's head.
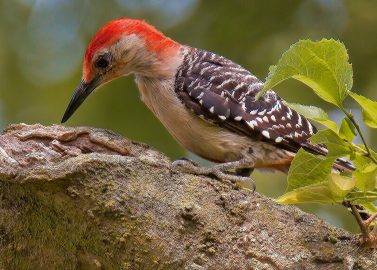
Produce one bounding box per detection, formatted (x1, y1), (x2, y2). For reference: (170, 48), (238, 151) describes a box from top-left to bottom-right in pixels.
(61, 18), (180, 123)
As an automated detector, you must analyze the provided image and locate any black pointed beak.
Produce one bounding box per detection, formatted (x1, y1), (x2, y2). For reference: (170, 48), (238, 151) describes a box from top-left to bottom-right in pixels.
(61, 78), (99, 123)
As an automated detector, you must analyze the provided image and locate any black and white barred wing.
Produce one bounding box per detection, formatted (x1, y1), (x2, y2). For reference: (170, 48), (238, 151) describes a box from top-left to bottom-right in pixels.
(175, 48), (319, 154)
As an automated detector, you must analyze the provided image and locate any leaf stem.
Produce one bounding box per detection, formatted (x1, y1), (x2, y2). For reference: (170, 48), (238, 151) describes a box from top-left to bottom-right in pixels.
(348, 196), (377, 203)
(350, 190), (377, 194)
(351, 143), (369, 156)
(342, 108), (377, 164)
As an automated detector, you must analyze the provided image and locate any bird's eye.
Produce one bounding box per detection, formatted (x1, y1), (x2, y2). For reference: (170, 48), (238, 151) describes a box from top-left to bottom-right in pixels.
(95, 54), (110, 69)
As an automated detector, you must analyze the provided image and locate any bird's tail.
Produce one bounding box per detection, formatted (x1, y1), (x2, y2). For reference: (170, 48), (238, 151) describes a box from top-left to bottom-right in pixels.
(333, 157), (356, 172)
(301, 142), (355, 172)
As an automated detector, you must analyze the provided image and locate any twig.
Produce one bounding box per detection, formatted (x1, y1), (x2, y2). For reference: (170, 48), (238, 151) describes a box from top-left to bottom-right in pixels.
(350, 204), (370, 242)
(363, 212), (377, 227)
(342, 109), (377, 164)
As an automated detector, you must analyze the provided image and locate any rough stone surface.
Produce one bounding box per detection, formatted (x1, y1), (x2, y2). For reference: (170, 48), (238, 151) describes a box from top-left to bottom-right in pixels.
(0, 124), (376, 270)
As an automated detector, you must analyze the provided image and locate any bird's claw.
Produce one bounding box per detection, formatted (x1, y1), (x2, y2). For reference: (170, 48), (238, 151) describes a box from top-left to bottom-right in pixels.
(171, 158), (256, 192)
(172, 157), (199, 168)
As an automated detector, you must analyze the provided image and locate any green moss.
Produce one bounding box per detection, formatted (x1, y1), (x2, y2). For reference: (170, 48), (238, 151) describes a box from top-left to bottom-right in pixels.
(0, 178), (169, 269)
(0, 181), (119, 269)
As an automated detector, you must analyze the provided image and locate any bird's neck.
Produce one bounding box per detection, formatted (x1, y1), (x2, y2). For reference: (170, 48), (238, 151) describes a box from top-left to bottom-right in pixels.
(134, 45), (185, 79)
(133, 45), (187, 118)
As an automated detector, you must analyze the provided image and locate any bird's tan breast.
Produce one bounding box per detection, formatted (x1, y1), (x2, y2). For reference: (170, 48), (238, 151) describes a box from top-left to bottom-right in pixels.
(135, 76), (251, 162)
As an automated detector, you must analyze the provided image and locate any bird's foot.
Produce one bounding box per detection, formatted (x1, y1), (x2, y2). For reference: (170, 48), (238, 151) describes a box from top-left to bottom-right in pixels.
(171, 158), (256, 192)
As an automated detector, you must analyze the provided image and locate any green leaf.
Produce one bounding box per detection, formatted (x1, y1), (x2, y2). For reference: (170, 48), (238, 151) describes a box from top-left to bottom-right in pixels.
(280, 174), (356, 205)
(278, 182), (335, 204)
(352, 154), (377, 192)
(328, 174), (356, 200)
(287, 149), (335, 191)
(346, 191), (377, 204)
(286, 103), (338, 131)
(259, 39), (353, 107)
(310, 129), (352, 158)
(349, 92), (377, 128)
(339, 117), (356, 141)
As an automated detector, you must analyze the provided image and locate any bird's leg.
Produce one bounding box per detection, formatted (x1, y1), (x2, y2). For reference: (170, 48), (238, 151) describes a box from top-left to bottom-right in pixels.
(172, 158), (256, 191)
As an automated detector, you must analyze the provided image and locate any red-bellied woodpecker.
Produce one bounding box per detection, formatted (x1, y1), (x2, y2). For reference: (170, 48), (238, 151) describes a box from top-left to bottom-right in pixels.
(61, 18), (354, 187)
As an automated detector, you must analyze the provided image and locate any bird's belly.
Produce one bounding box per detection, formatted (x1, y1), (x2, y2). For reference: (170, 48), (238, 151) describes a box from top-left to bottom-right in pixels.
(136, 77), (246, 162)
(168, 117), (249, 163)
(136, 77), (293, 167)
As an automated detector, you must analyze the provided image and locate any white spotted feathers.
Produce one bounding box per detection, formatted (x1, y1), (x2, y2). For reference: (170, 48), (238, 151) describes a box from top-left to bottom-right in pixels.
(175, 47), (321, 155)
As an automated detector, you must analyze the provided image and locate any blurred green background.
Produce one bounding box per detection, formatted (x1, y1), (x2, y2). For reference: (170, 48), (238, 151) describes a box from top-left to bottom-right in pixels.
(1, 0), (376, 232)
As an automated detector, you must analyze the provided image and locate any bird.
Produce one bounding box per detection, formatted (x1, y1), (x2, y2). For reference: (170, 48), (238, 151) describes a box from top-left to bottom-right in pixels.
(61, 18), (354, 187)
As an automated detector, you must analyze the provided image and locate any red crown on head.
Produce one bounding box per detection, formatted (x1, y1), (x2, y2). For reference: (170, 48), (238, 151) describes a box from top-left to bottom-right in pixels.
(83, 18), (179, 81)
